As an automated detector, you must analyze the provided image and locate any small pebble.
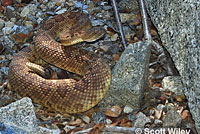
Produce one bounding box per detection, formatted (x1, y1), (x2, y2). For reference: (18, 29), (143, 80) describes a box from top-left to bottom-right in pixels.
(56, 8), (67, 14)
(20, 4), (37, 17)
(10, 18), (16, 22)
(154, 119), (162, 125)
(47, 1), (56, 9)
(110, 34), (118, 41)
(81, 115), (90, 124)
(123, 105), (133, 113)
(25, 21), (33, 29)
(5, 21), (14, 28)
(74, 1), (88, 10)
(5, 6), (15, 19)
(2, 27), (13, 34)
(105, 119), (112, 124)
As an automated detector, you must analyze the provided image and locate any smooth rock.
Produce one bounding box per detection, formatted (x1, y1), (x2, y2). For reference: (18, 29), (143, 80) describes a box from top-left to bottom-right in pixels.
(99, 41), (151, 111)
(145, 0), (200, 131)
(133, 112), (151, 128)
(0, 97), (60, 134)
(162, 76), (184, 96)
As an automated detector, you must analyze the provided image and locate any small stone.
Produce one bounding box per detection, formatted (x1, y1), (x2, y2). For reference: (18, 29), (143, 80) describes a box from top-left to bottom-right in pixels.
(162, 76), (184, 96)
(119, 13), (138, 23)
(5, 6), (15, 19)
(103, 6), (112, 11)
(25, 21), (33, 29)
(15, 0), (21, 3)
(74, 1), (88, 10)
(37, 18), (43, 24)
(118, 0), (139, 13)
(128, 112), (137, 121)
(105, 105), (122, 117)
(56, 8), (67, 14)
(10, 17), (16, 22)
(81, 115), (90, 124)
(1, 67), (8, 75)
(157, 104), (165, 111)
(91, 19), (105, 26)
(96, 13), (103, 18)
(2, 27), (13, 34)
(4, 21), (14, 28)
(105, 119), (112, 124)
(123, 105), (133, 113)
(92, 112), (106, 124)
(47, 1), (56, 9)
(110, 34), (118, 41)
(154, 119), (162, 125)
(133, 112), (151, 128)
(20, 4), (37, 17)
(163, 109), (182, 127)
(46, 11), (55, 16)
(40, 4), (46, 11)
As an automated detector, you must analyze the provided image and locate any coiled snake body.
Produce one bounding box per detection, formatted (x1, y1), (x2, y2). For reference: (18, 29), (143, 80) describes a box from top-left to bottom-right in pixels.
(8, 11), (111, 113)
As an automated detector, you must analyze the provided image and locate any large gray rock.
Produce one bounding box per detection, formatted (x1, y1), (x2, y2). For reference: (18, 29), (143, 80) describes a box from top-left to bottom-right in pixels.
(99, 41), (151, 110)
(145, 0), (200, 132)
(0, 97), (60, 134)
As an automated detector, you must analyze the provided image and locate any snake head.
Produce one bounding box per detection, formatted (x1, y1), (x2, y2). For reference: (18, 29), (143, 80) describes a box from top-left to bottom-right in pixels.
(60, 30), (84, 46)
(60, 27), (105, 46)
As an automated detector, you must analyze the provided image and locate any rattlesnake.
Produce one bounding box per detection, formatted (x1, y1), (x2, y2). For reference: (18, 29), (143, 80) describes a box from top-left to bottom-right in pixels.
(8, 11), (111, 113)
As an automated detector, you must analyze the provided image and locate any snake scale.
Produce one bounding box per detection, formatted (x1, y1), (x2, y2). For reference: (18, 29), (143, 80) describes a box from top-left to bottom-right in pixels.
(8, 11), (111, 113)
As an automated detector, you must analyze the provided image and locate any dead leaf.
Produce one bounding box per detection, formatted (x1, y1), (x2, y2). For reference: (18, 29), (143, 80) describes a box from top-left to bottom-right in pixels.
(153, 83), (162, 88)
(113, 53), (120, 62)
(159, 96), (166, 101)
(154, 109), (162, 119)
(150, 26), (158, 36)
(175, 95), (186, 102)
(91, 123), (105, 134)
(181, 110), (189, 120)
(69, 118), (82, 126)
(119, 119), (132, 127)
(13, 32), (33, 43)
(0, 6), (4, 12)
(105, 105), (122, 117)
(1, 0), (13, 7)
